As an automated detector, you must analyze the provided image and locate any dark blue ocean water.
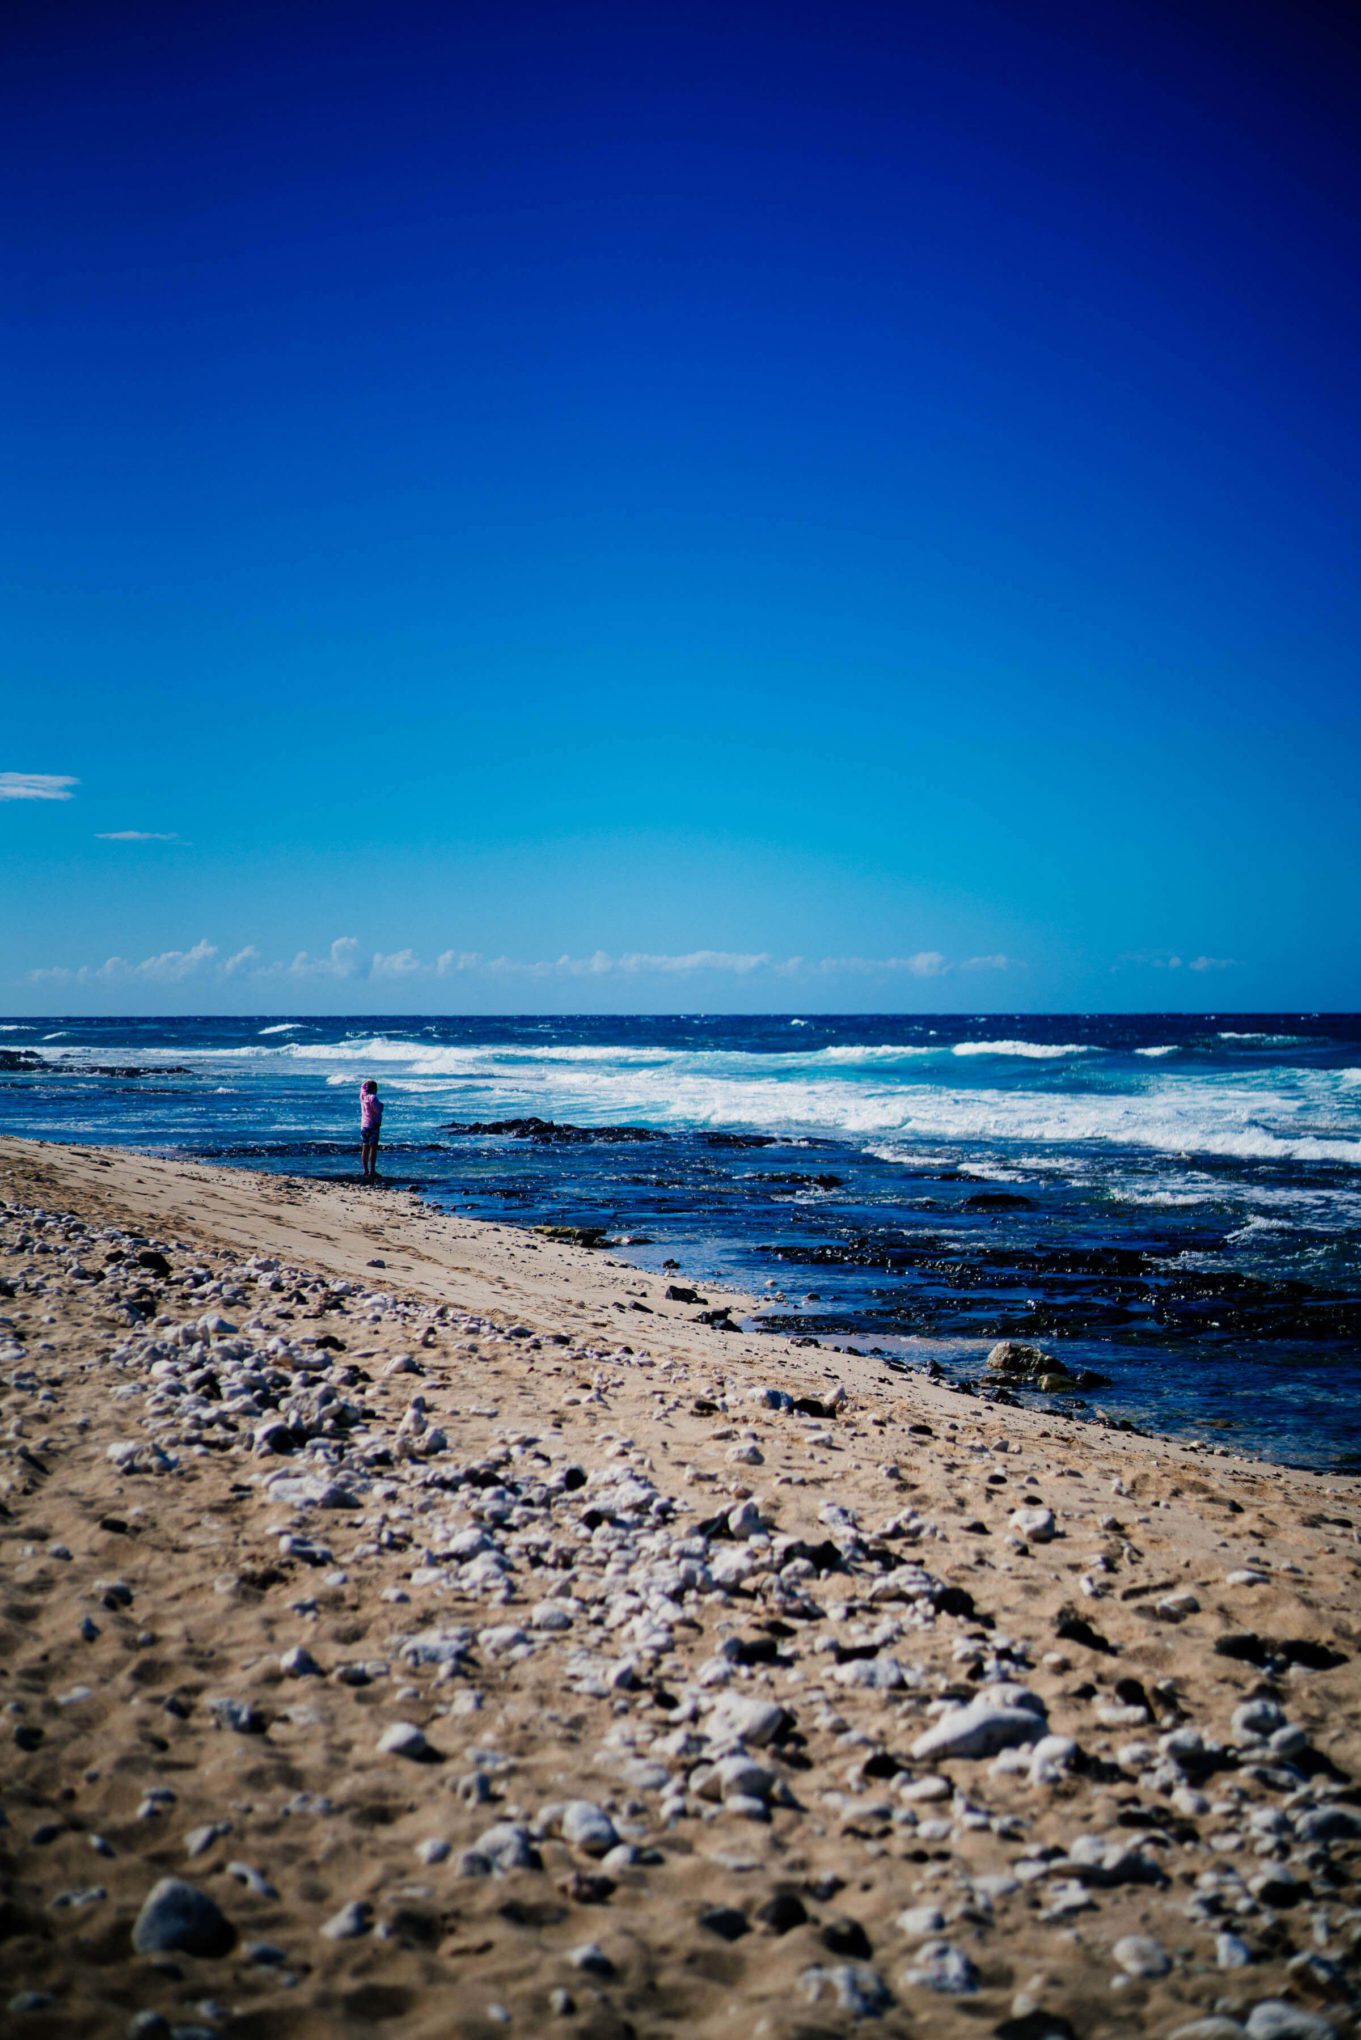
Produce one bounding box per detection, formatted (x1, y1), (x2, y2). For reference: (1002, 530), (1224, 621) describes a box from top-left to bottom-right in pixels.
(5, 1013), (1359, 1470)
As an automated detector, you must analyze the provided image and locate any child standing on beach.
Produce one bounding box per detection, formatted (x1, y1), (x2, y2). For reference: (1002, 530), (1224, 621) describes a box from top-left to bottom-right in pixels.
(360, 1080), (383, 1181)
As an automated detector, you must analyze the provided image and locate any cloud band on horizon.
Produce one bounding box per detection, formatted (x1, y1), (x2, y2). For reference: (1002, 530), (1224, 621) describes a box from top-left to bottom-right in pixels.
(30, 939), (1022, 988)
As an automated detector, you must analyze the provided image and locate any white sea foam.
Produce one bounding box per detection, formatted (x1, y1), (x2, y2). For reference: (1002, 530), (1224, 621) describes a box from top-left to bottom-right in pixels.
(259, 1022), (304, 1035)
(402, 1055), (1361, 1166)
(819, 1044), (936, 1064)
(951, 1040), (1094, 1059)
(1135, 1045), (1179, 1057)
(45, 1025), (1359, 1172)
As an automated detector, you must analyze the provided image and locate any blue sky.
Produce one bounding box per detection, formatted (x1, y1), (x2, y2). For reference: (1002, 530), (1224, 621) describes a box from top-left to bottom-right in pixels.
(4, 0), (1358, 1015)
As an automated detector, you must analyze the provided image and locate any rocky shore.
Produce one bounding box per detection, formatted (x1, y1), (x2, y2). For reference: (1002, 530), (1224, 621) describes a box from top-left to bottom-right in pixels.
(1, 1138), (1359, 2040)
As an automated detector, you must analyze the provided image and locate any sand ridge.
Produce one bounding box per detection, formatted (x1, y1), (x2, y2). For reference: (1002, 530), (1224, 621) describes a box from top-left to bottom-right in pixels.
(2, 1138), (1359, 2039)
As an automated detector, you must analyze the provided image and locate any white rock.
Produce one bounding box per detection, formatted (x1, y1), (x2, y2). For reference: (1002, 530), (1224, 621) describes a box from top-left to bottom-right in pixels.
(1112, 1933), (1172, 1978)
(1245, 2006), (1337, 2040)
(911, 1692), (1046, 1763)
(377, 1721), (433, 1761)
(705, 1695), (790, 1748)
(897, 1905), (946, 1937)
(560, 1801), (619, 1856)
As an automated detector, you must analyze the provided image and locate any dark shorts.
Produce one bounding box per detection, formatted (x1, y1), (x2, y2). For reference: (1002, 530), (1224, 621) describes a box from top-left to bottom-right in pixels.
(362, 1127), (380, 1147)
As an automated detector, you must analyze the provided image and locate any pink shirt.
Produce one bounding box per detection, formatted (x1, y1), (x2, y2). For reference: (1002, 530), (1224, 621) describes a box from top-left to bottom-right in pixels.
(361, 1090), (383, 1132)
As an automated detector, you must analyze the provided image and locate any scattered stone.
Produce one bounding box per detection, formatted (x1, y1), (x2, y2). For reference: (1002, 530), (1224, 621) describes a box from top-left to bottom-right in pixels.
(800, 1964), (894, 2018)
(376, 1720), (439, 1762)
(320, 1900), (372, 1940)
(1112, 1934), (1172, 1979)
(559, 1801), (619, 1856)
(131, 1878), (236, 1958)
(699, 1904), (750, 1942)
(911, 1691), (1046, 1762)
(903, 1940), (980, 1994)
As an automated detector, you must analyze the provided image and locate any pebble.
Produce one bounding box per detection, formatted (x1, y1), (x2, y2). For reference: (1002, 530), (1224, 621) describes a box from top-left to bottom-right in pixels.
(279, 1645), (321, 1678)
(800, 1964), (894, 2018)
(559, 1801), (619, 1855)
(1244, 2008), (1337, 2040)
(568, 1942), (615, 1976)
(376, 1720), (436, 1761)
(132, 1878), (236, 1958)
(902, 1940), (979, 1993)
(897, 1905), (946, 1937)
(911, 1691), (1047, 1762)
(320, 1900), (372, 1940)
(1112, 1933), (1172, 1978)
(472, 1823), (540, 1873)
(1218, 1930), (1255, 1968)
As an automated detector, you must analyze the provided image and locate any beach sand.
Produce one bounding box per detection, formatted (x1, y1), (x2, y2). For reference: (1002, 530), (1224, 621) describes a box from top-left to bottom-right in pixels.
(1, 1135), (1358, 2039)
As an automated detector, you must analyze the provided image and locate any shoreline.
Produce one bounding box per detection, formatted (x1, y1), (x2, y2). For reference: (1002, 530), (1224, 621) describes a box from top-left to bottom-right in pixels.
(2, 1136), (1359, 2037)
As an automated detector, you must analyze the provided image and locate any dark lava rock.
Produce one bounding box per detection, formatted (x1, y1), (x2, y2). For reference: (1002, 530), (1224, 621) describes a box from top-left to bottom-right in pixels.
(727, 1635), (782, 1667)
(137, 1249), (172, 1278)
(792, 1395), (837, 1419)
(665, 1284), (705, 1304)
(1055, 1610), (1115, 1654)
(1216, 1632), (1348, 1673)
(561, 1871), (616, 1905)
(821, 1917), (873, 1958)
(699, 1904), (750, 1941)
(535, 1225), (612, 1249)
(964, 1192), (1035, 1210)
(986, 1340), (1075, 1385)
(442, 1116), (662, 1144)
(756, 1892), (809, 1934)
(995, 2013), (1077, 2040)
(132, 1877), (236, 1958)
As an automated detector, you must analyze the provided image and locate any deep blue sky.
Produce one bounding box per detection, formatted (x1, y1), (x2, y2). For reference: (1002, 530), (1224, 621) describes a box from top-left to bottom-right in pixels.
(4, 0), (1358, 1014)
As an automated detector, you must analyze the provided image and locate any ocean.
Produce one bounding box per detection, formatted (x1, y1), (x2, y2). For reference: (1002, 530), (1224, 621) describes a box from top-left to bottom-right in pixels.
(5, 1012), (1359, 1471)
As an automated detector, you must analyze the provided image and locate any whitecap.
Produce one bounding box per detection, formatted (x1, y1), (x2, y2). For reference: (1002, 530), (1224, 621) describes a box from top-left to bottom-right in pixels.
(259, 1022), (304, 1036)
(1135, 1045), (1179, 1057)
(951, 1040), (1095, 1059)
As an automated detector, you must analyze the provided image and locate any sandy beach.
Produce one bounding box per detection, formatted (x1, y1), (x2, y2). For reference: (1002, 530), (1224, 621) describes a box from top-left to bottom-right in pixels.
(2, 1135), (1358, 2040)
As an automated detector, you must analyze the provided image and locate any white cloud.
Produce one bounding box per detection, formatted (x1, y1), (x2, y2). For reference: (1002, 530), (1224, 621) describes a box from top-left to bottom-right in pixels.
(95, 830), (181, 843)
(372, 947), (423, 977)
(31, 938), (217, 987)
(617, 949), (774, 975)
(29, 936), (1022, 990)
(285, 936), (362, 980)
(1, 772), (78, 802)
(815, 952), (952, 977)
(1115, 951), (1238, 974)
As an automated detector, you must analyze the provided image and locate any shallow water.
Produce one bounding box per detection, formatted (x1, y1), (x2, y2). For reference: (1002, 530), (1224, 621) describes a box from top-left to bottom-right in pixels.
(6, 1011), (1360, 1469)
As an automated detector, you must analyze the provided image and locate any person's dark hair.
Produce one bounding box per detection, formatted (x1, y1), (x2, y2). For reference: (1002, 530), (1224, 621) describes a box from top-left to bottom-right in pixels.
(362, 1079), (378, 1094)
